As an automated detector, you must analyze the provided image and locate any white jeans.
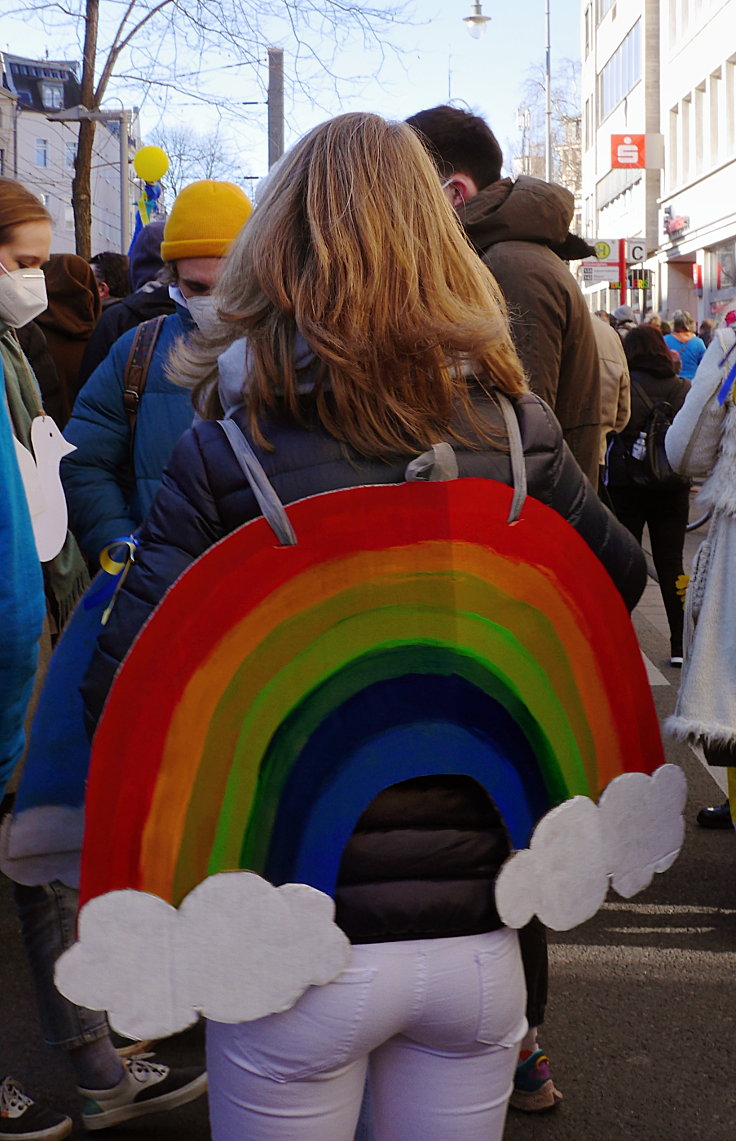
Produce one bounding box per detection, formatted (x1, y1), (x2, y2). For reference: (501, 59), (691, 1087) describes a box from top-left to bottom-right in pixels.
(206, 929), (527, 1141)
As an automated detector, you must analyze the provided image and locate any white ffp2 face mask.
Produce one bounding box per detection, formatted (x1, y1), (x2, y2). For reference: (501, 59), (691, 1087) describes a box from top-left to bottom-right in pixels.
(186, 295), (219, 337)
(0, 263), (48, 328)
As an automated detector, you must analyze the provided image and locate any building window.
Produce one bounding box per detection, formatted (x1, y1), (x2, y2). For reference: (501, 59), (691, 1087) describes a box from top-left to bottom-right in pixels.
(64, 204), (74, 231)
(597, 20), (641, 123)
(35, 138), (49, 167)
(710, 240), (736, 291)
(41, 82), (64, 110)
(584, 5), (592, 57)
(39, 193), (50, 208)
(584, 97), (592, 151)
(65, 141), (77, 171)
(0, 149), (4, 176)
(596, 0), (614, 23)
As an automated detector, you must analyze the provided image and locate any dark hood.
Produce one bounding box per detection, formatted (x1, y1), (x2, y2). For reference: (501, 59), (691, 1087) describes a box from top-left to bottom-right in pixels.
(37, 253), (101, 340)
(459, 176), (583, 256)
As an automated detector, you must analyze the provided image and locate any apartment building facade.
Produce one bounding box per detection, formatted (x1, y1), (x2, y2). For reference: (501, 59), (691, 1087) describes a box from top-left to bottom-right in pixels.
(579, 0), (736, 323)
(0, 52), (139, 255)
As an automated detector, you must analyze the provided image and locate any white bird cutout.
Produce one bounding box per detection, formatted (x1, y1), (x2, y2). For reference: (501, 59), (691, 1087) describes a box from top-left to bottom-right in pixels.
(13, 416), (75, 563)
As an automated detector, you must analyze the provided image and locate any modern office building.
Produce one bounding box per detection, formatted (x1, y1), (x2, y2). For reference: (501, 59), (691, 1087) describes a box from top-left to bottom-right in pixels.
(579, 0), (736, 322)
(0, 51), (139, 254)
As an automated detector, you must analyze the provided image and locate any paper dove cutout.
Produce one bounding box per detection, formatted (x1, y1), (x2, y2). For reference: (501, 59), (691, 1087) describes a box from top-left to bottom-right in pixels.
(14, 416), (75, 562)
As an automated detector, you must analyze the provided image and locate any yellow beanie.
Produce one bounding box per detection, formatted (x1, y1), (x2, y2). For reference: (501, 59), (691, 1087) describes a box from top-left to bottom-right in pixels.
(160, 180), (253, 262)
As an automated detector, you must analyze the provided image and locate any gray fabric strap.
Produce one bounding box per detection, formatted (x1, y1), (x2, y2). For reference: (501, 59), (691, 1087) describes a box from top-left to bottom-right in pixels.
(404, 397), (526, 523)
(496, 391), (527, 523)
(405, 442), (459, 482)
(218, 418), (297, 546)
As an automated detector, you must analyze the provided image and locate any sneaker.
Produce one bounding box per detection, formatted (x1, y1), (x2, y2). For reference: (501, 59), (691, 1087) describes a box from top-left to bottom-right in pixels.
(0, 1077), (72, 1140)
(509, 1050), (563, 1112)
(78, 1057), (207, 1131)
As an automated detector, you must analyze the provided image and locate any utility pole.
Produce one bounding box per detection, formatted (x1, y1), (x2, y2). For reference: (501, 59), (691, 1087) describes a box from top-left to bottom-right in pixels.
(267, 47), (284, 169)
(545, 0), (552, 182)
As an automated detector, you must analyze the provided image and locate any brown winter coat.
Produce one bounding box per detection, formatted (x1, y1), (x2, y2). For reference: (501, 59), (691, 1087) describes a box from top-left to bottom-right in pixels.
(36, 254), (101, 426)
(592, 314), (630, 464)
(460, 176), (601, 483)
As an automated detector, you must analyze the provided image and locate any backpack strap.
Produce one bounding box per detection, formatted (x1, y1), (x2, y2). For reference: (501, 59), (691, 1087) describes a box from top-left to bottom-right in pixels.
(122, 315), (167, 458)
(218, 416), (298, 546)
(630, 378), (655, 414)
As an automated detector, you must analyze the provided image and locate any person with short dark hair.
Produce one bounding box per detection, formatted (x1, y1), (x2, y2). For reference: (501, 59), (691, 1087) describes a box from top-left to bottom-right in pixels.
(88, 251), (130, 307)
(79, 222), (173, 383)
(406, 104), (601, 486)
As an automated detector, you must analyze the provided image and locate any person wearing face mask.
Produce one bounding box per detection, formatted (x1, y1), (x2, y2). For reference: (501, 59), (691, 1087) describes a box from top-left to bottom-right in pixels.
(61, 180), (252, 568)
(0, 179), (89, 636)
(0, 176), (77, 1140)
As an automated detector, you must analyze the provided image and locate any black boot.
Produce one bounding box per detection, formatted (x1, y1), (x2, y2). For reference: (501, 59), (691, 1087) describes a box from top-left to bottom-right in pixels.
(695, 802), (733, 829)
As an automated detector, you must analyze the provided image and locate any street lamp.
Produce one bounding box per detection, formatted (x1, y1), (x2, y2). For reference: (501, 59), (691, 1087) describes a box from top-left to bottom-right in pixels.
(463, 1), (553, 183)
(463, 2), (491, 39)
(46, 104), (133, 252)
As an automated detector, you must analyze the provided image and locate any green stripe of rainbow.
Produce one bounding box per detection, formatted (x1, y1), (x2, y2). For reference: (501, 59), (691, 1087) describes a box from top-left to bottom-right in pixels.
(80, 480), (662, 907)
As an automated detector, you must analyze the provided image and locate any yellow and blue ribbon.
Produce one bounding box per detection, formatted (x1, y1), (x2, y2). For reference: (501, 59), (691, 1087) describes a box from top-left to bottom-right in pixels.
(83, 537), (138, 625)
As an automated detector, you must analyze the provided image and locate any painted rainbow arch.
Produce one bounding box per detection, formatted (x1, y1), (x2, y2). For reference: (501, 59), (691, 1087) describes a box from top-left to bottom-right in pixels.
(80, 480), (663, 908)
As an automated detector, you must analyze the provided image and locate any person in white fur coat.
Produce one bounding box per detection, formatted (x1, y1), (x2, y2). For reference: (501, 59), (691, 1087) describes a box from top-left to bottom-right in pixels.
(665, 316), (736, 829)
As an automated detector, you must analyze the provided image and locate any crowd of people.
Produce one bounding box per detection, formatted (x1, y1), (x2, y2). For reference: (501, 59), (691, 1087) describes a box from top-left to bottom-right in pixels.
(1, 105), (734, 1141)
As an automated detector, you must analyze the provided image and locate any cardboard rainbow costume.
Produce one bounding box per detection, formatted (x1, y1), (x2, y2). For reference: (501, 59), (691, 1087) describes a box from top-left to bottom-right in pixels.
(54, 474), (686, 1039)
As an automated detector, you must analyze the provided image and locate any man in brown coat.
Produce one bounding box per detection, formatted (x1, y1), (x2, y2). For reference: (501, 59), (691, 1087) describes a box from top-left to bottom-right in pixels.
(592, 310), (631, 492)
(407, 105), (601, 485)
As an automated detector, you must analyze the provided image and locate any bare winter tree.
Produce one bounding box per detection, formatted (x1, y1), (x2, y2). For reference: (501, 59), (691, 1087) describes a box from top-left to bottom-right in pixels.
(510, 58), (582, 202)
(149, 124), (241, 200)
(12, 0), (409, 256)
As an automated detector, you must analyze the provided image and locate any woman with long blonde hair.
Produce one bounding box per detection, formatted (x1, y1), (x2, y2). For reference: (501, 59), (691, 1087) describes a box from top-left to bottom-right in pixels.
(85, 113), (645, 1141)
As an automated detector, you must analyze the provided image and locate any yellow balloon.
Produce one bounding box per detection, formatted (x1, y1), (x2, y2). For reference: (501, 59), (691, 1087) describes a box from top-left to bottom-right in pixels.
(133, 146), (169, 183)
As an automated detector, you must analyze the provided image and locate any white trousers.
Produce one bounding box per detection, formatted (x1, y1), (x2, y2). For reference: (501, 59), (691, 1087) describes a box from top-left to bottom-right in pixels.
(207, 929), (527, 1141)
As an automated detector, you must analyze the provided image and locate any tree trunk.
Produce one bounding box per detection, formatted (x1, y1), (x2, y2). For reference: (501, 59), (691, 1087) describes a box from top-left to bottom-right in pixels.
(72, 118), (95, 258)
(72, 0), (99, 257)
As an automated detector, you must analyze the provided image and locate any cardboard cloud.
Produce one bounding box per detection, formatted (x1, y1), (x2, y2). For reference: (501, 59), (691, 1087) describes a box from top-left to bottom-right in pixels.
(55, 767), (686, 1038)
(495, 764), (687, 931)
(55, 872), (351, 1040)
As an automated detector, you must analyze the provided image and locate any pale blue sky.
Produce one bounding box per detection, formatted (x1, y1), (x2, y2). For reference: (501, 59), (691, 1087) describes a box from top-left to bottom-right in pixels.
(3, 0), (583, 183)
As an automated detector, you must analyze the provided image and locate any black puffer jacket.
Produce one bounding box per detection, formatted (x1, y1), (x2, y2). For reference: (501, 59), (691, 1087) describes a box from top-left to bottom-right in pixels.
(607, 367), (690, 488)
(82, 389), (646, 943)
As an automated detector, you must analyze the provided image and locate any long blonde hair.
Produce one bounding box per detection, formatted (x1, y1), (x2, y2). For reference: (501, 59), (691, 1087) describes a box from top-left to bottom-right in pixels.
(171, 112), (527, 456)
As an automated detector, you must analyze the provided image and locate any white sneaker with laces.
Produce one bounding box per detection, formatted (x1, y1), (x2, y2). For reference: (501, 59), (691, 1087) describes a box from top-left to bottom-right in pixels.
(78, 1057), (207, 1131)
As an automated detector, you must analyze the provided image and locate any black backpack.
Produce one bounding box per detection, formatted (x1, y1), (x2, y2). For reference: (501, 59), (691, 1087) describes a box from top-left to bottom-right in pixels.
(607, 381), (687, 489)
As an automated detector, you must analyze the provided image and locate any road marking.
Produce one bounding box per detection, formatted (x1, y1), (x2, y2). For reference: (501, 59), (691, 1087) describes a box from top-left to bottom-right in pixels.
(641, 650), (669, 686)
(601, 902), (736, 915)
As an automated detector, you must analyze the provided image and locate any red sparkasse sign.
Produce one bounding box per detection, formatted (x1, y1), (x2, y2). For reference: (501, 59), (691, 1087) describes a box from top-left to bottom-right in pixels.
(611, 134), (646, 169)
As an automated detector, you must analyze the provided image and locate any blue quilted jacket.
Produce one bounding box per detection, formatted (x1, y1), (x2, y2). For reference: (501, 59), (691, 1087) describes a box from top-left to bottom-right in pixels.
(0, 357), (45, 796)
(61, 308), (195, 566)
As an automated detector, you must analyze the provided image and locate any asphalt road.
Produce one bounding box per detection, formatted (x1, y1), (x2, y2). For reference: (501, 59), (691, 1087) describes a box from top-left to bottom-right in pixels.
(1, 510), (734, 1140)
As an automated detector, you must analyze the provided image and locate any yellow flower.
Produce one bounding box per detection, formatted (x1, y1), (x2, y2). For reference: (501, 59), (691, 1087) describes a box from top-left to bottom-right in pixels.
(676, 573), (690, 607)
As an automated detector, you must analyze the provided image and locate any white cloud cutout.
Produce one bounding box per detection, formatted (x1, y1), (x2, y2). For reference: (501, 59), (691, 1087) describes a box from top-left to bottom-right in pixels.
(55, 872), (351, 1040)
(496, 764), (687, 931)
(56, 767), (688, 1035)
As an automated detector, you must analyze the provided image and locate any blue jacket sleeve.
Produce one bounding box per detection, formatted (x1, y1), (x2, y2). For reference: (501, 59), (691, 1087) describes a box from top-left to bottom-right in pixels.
(61, 330), (138, 566)
(0, 365), (46, 796)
